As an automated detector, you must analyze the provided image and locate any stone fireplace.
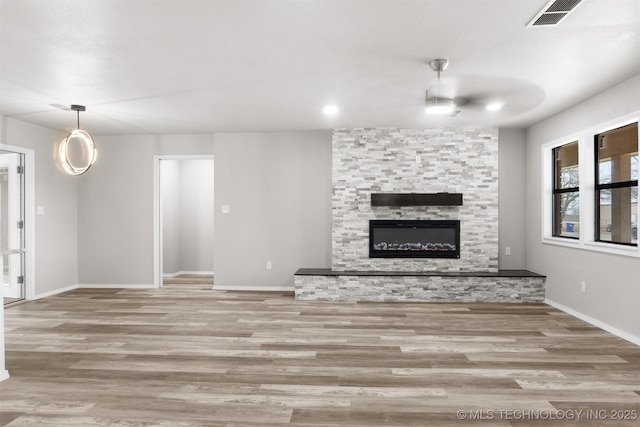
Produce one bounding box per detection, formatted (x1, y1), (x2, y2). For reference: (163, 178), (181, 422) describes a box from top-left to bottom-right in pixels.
(332, 127), (499, 272)
(294, 127), (545, 303)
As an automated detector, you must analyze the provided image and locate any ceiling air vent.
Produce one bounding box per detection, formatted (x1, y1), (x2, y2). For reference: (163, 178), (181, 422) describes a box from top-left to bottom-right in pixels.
(528, 0), (583, 27)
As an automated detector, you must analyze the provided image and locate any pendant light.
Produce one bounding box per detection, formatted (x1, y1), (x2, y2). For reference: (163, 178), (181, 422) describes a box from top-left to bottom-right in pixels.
(58, 104), (97, 175)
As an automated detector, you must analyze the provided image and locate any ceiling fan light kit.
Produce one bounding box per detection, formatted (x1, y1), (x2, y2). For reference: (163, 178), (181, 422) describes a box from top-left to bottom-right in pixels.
(424, 58), (508, 116)
(425, 94), (455, 115)
(58, 104), (97, 176)
(425, 58), (456, 115)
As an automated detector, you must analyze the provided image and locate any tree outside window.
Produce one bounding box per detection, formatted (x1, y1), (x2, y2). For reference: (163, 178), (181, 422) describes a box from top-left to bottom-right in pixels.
(553, 141), (579, 238)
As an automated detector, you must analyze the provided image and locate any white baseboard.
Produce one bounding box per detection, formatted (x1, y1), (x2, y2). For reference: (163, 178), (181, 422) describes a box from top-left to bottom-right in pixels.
(33, 284), (78, 300)
(545, 298), (640, 346)
(212, 285), (294, 292)
(0, 370), (9, 382)
(77, 284), (155, 289)
(163, 271), (214, 278)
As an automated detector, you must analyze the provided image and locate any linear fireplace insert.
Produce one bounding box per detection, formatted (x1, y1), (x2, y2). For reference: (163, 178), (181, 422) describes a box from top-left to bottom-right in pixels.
(369, 220), (460, 258)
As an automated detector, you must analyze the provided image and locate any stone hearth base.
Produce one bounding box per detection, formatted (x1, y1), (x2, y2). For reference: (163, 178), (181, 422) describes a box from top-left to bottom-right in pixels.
(294, 269), (545, 303)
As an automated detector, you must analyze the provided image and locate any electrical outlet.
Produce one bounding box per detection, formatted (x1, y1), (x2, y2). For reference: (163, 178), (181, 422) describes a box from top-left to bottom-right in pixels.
(415, 154), (422, 164)
(581, 281), (586, 293)
(266, 261), (272, 270)
(505, 247), (511, 256)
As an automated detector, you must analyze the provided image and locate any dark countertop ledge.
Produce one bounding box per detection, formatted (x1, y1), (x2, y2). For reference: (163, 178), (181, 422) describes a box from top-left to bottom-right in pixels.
(295, 268), (545, 278)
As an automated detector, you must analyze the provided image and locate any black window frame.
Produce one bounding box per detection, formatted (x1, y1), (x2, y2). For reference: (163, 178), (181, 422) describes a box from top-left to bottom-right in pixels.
(594, 123), (638, 247)
(552, 142), (580, 239)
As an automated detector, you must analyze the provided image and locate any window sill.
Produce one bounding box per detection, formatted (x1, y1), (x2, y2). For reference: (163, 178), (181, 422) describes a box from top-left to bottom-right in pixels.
(542, 236), (639, 258)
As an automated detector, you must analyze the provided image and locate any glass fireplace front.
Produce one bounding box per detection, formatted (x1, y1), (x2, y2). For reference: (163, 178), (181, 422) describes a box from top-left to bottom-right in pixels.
(369, 220), (460, 259)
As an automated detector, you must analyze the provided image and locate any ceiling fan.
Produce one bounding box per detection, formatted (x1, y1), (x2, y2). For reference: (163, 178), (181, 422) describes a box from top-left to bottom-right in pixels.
(424, 58), (505, 117)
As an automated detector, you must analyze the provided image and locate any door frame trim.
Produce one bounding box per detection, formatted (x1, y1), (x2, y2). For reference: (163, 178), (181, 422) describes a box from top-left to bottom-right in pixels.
(153, 155), (214, 289)
(0, 144), (34, 300)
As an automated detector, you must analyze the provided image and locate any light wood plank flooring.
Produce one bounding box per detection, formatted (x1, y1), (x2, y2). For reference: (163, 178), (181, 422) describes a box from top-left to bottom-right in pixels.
(1, 282), (639, 426)
(163, 274), (214, 286)
(2, 298), (23, 306)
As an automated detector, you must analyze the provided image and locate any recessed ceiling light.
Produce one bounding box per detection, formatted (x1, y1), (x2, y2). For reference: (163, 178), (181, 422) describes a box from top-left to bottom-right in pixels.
(486, 102), (505, 111)
(322, 105), (339, 116)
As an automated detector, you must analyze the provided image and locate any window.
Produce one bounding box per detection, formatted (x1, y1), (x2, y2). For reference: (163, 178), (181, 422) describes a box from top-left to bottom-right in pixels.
(595, 123), (638, 246)
(542, 113), (639, 257)
(552, 141), (579, 238)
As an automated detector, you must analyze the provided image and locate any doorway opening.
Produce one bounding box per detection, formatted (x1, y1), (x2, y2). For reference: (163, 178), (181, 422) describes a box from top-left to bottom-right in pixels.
(0, 145), (33, 306)
(154, 155), (214, 289)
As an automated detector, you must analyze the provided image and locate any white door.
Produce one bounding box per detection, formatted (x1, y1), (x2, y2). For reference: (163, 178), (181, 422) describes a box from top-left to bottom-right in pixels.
(0, 152), (25, 300)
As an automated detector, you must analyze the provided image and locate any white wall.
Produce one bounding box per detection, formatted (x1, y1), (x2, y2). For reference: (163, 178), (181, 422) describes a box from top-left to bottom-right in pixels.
(526, 74), (640, 342)
(0, 118), (528, 292)
(161, 159), (181, 275)
(178, 159), (214, 273)
(78, 132), (332, 289)
(162, 159), (214, 276)
(213, 131), (332, 289)
(78, 134), (215, 285)
(0, 116), (77, 297)
(498, 128), (527, 269)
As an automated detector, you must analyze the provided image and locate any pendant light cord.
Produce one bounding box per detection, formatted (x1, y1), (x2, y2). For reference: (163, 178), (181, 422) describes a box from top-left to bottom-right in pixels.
(77, 110), (80, 129)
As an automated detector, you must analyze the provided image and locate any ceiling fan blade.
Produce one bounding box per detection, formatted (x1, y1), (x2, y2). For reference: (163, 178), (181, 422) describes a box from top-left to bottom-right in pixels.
(48, 103), (73, 111)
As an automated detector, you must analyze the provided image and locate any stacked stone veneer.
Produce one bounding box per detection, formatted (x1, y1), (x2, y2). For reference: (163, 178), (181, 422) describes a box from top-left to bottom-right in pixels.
(295, 275), (545, 303)
(295, 127), (545, 303)
(332, 127), (499, 272)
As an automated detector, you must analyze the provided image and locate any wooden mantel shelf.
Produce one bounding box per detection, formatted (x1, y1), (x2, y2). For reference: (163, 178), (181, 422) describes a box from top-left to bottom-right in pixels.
(371, 193), (463, 207)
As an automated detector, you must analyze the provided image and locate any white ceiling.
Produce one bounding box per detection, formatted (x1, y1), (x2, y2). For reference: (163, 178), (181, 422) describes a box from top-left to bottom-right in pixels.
(1, 0), (638, 136)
